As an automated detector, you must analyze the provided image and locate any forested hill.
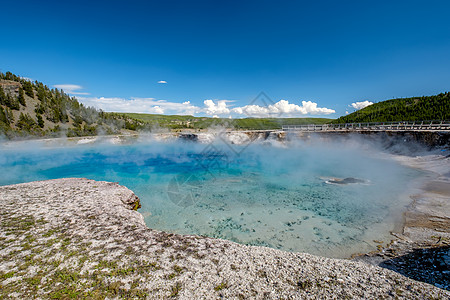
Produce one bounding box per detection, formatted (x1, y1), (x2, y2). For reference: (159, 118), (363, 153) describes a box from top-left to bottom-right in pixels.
(0, 72), (142, 138)
(333, 93), (450, 124)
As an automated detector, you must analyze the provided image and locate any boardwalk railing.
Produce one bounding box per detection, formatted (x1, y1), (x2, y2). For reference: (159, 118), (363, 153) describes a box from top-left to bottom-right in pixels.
(282, 120), (450, 132)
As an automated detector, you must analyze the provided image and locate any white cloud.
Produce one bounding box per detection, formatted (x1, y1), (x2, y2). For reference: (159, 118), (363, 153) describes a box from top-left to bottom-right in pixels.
(75, 96), (335, 118)
(232, 100), (335, 117)
(77, 96), (200, 115)
(54, 84), (90, 95)
(20, 76), (33, 82)
(351, 101), (373, 110)
(157, 80), (167, 84)
(204, 99), (231, 115)
(153, 106), (164, 114)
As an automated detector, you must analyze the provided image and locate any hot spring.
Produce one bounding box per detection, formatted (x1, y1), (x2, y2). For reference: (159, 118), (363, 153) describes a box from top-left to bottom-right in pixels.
(0, 135), (422, 258)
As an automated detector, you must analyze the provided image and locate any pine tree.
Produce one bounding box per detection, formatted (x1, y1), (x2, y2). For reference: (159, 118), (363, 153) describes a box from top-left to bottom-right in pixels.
(18, 87), (26, 106)
(6, 94), (20, 110)
(35, 103), (45, 114)
(0, 86), (6, 105)
(22, 81), (34, 98)
(37, 87), (46, 102)
(0, 106), (8, 125)
(5, 107), (14, 123)
(5, 72), (13, 81)
(36, 114), (45, 128)
(17, 113), (36, 130)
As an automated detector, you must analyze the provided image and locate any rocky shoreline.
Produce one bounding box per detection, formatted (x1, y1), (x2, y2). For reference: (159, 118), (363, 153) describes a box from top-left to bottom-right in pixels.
(1, 178), (449, 299)
(354, 154), (450, 290)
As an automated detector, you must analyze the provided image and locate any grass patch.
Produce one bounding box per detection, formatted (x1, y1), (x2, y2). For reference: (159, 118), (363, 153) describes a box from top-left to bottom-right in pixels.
(214, 281), (228, 291)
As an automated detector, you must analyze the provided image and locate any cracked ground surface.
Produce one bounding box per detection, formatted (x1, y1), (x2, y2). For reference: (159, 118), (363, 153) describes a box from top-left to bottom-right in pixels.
(0, 178), (449, 299)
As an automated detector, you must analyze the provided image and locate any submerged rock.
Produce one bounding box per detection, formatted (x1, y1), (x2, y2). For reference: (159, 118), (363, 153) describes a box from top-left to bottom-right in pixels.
(320, 176), (369, 185)
(328, 177), (367, 185)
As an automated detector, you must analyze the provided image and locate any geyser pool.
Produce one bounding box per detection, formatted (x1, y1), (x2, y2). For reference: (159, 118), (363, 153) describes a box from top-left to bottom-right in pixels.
(0, 137), (421, 258)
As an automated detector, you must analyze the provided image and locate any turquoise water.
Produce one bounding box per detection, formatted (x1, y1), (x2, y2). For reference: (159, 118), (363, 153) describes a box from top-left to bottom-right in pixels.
(0, 138), (420, 258)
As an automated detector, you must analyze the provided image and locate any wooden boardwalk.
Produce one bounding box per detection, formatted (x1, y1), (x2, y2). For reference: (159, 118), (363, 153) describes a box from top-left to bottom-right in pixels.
(282, 120), (450, 132)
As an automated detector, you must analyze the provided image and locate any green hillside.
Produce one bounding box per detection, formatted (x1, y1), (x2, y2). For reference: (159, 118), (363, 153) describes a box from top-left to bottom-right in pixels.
(333, 93), (450, 124)
(123, 113), (332, 130)
(0, 72), (142, 138)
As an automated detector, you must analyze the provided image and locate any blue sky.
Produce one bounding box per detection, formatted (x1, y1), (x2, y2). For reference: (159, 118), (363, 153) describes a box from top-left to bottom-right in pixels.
(1, 0), (449, 118)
